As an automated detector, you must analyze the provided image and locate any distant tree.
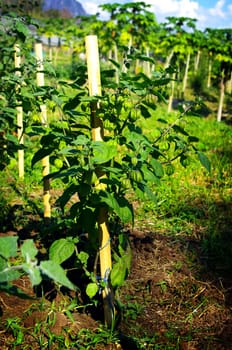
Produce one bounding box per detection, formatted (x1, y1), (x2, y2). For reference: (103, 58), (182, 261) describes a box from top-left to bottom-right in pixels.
(0, 0), (43, 15)
(43, 8), (72, 19)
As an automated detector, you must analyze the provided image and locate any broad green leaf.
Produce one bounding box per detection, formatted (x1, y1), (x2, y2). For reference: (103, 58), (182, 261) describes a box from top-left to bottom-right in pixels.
(15, 20), (28, 41)
(108, 58), (120, 69)
(21, 239), (38, 262)
(172, 125), (189, 136)
(56, 183), (79, 210)
(140, 104), (151, 119)
(72, 135), (90, 146)
(0, 256), (7, 271)
(100, 192), (133, 223)
(197, 152), (211, 172)
(0, 283), (33, 298)
(31, 148), (52, 167)
(110, 260), (127, 289)
(58, 147), (78, 156)
(63, 95), (81, 111)
(116, 196), (134, 224)
(0, 236), (18, 259)
(0, 269), (21, 283)
(49, 239), (75, 264)
(141, 164), (158, 183)
(22, 264), (42, 286)
(86, 283), (98, 298)
(150, 159), (164, 177)
(188, 136), (199, 142)
(6, 134), (18, 144)
(40, 260), (76, 290)
(92, 140), (117, 164)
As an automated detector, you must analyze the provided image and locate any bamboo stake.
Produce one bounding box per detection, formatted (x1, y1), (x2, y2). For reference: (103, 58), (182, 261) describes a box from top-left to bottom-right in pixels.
(217, 69), (225, 122)
(14, 44), (24, 178)
(182, 51), (191, 96)
(34, 42), (51, 222)
(85, 35), (114, 327)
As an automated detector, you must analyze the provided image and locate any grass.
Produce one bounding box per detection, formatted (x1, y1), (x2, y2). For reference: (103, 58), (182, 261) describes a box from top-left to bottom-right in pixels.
(0, 96), (232, 348)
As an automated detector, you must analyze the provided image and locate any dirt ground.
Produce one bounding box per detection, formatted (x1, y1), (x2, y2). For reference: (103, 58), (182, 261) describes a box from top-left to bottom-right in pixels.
(0, 225), (232, 349)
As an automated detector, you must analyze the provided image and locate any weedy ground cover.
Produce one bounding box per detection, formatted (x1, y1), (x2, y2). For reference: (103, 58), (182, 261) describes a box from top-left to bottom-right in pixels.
(0, 103), (232, 348)
(1, 13), (232, 348)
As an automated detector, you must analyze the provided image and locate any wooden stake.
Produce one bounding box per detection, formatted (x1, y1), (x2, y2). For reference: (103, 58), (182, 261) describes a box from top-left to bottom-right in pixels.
(85, 35), (114, 327)
(35, 42), (51, 221)
(14, 44), (24, 178)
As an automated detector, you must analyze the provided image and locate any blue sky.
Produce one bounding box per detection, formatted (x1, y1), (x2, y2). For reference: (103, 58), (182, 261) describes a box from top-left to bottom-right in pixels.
(82, 0), (232, 29)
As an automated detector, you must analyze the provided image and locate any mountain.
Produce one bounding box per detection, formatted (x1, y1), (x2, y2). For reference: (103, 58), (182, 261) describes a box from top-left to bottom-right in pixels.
(43, 0), (87, 17)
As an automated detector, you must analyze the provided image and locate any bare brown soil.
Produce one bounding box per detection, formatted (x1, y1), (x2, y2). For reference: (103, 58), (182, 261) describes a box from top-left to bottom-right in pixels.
(0, 222), (231, 349)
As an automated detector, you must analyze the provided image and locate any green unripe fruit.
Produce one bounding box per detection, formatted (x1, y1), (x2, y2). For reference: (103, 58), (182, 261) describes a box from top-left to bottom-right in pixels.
(128, 110), (138, 122)
(54, 158), (63, 169)
(165, 164), (175, 176)
(59, 140), (66, 150)
(160, 141), (170, 151)
(79, 156), (85, 167)
(130, 170), (143, 182)
(121, 178), (131, 189)
(131, 156), (138, 166)
(181, 156), (191, 168)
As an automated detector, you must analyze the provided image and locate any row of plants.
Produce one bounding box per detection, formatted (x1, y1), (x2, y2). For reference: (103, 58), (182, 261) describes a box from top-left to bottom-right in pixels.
(0, 5), (231, 348)
(1, 94), (231, 350)
(32, 2), (232, 120)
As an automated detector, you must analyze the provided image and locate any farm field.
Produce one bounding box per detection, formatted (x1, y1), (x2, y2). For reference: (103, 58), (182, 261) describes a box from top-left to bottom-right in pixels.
(0, 105), (232, 349)
(0, 3), (232, 349)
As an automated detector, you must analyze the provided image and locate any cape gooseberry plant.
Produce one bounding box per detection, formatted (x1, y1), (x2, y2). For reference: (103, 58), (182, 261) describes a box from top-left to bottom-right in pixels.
(32, 53), (209, 293)
(0, 14), (55, 170)
(0, 41), (210, 320)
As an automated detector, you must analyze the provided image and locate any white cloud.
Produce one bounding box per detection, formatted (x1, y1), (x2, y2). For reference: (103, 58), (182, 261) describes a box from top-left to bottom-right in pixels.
(209, 0), (226, 18)
(83, 0), (113, 19)
(145, 0), (199, 19)
(82, 0), (232, 29)
(227, 3), (232, 15)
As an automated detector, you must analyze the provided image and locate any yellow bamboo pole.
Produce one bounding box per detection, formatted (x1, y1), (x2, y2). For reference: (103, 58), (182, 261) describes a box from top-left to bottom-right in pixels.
(85, 35), (114, 327)
(34, 42), (51, 222)
(14, 44), (24, 178)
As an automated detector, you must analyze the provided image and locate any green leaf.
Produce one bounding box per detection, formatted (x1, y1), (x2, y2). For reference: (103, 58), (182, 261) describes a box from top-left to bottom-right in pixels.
(141, 164), (159, 183)
(0, 283), (34, 298)
(21, 239), (38, 262)
(172, 125), (189, 136)
(92, 140), (117, 164)
(0, 236), (18, 259)
(86, 283), (98, 298)
(40, 260), (76, 290)
(56, 183), (79, 210)
(49, 239), (75, 264)
(100, 192), (134, 223)
(22, 264), (42, 286)
(72, 135), (90, 146)
(197, 152), (211, 172)
(0, 257), (7, 271)
(31, 148), (52, 167)
(110, 260), (127, 289)
(140, 104), (151, 119)
(150, 159), (164, 177)
(77, 251), (89, 267)
(63, 95), (81, 111)
(188, 136), (199, 142)
(108, 59), (120, 69)
(15, 20), (28, 41)
(0, 269), (21, 283)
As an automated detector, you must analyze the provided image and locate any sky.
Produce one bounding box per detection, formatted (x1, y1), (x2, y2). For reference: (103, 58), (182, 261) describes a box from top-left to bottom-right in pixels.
(82, 0), (232, 30)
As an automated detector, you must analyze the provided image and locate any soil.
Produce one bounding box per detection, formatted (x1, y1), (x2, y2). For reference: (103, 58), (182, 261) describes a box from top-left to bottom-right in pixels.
(0, 219), (231, 350)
